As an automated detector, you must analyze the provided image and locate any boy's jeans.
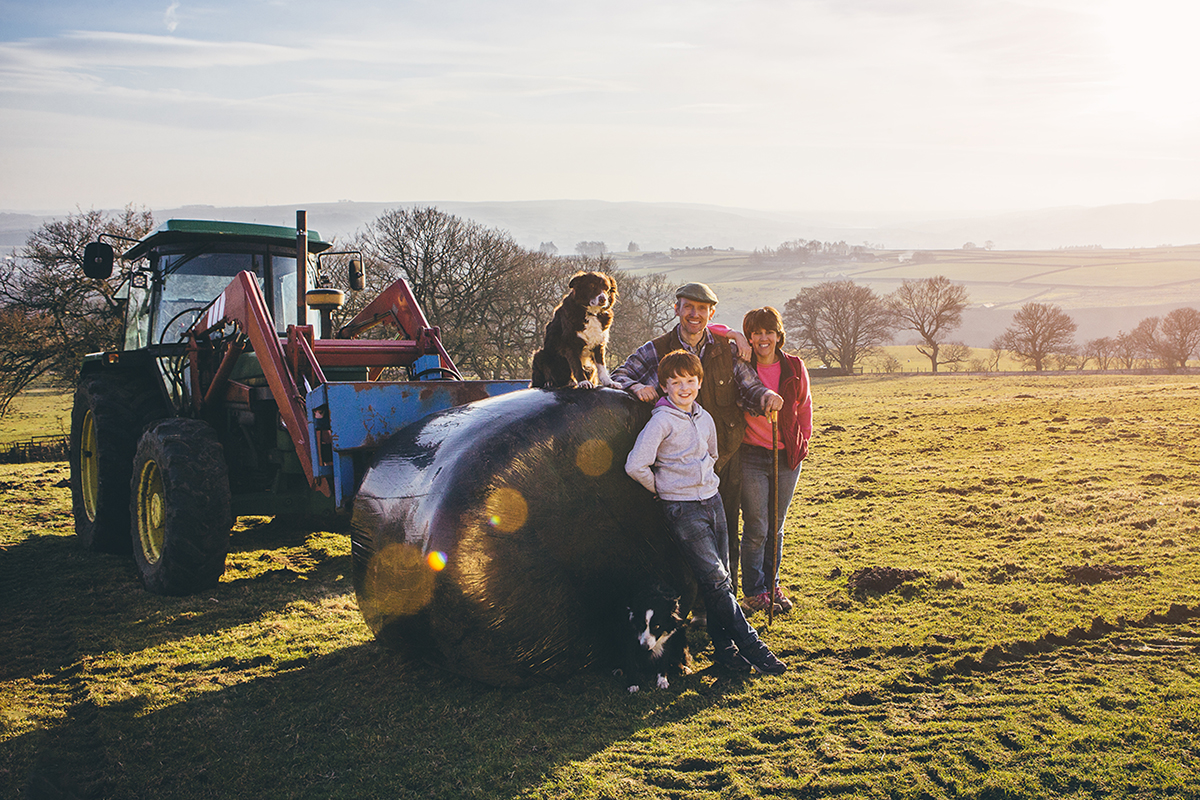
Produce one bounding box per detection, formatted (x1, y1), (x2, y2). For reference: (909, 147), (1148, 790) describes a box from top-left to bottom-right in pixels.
(661, 494), (760, 653)
(739, 444), (802, 597)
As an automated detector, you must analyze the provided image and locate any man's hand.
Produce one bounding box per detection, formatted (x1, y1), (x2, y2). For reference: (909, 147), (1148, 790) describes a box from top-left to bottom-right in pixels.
(764, 392), (784, 414)
(631, 383), (659, 402)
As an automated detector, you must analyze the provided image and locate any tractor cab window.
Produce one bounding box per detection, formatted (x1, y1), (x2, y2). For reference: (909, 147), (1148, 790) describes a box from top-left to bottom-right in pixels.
(155, 251), (264, 344)
(269, 252), (308, 331)
(123, 278), (152, 351)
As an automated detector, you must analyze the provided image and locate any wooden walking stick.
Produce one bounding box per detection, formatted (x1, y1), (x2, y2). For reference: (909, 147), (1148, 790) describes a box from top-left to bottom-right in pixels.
(766, 409), (780, 628)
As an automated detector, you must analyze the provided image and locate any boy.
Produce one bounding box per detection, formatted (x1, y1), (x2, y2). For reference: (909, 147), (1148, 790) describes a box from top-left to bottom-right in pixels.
(624, 349), (787, 675)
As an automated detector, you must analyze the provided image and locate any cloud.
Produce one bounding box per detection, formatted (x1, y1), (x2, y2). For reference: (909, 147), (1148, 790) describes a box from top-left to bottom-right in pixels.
(164, 2), (181, 33)
(1, 0), (1198, 214)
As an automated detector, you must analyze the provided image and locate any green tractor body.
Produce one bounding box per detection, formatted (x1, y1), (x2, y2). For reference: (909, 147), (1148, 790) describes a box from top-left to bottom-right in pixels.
(71, 213), (524, 594)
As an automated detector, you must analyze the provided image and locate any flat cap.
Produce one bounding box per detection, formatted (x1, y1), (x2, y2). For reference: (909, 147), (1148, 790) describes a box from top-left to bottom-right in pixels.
(675, 282), (719, 304)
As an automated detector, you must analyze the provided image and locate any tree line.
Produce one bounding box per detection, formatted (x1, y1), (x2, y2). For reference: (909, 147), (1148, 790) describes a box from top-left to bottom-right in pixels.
(784, 276), (1200, 374)
(0, 206), (676, 415)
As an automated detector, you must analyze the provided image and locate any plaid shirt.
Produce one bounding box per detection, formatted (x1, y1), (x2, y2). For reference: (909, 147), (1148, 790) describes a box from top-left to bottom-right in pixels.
(612, 326), (774, 414)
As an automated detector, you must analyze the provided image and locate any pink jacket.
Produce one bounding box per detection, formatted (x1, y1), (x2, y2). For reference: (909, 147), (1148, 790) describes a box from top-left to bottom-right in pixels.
(745, 352), (811, 470)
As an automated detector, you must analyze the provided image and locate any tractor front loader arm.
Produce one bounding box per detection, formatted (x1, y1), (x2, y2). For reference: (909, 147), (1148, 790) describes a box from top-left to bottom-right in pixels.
(336, 277), (459, 377)
(189, 270), (329, 496)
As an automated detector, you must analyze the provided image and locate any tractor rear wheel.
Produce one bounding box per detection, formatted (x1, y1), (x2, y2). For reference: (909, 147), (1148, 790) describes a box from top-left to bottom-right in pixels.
(70, 374), (165, 553)
(131, 418), (232, 595)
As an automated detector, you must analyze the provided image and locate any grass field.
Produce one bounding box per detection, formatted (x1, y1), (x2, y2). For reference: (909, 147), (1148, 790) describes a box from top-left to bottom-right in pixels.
(0, 389), (72, 443)
(2, 374), (1199, 799)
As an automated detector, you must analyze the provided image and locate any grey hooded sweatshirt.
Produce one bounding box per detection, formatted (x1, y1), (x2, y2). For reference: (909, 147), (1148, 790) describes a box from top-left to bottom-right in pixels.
(625, 396), (721, 502)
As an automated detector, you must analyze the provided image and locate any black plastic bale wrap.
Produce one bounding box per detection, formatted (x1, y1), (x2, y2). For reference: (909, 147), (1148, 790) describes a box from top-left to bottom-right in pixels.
(350, 387), (697, 687)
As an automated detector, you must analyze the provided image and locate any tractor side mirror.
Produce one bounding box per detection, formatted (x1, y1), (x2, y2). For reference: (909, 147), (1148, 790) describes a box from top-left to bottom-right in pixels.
(348, 257), (365, 291)
(83, 242), (114, 279)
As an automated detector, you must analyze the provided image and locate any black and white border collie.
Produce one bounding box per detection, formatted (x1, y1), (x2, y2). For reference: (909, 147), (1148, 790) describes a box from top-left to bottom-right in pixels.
(531, 271), (618, 389)
(618, 585), (691, 693)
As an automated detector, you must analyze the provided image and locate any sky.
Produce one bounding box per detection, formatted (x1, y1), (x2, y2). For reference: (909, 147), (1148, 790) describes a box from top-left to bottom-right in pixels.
(1, 0), (1198, 221)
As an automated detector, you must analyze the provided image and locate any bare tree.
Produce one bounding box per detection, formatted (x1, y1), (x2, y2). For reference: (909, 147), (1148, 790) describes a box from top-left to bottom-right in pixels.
(575, 241), (606, 257)
(0, 205), (155, 415)
(606, 269), (675, 364)
(355, 206), (572, 379)
(988, 336), (1006, 372)
(1160, 307), (1200, 371)
(1129, 317), (1166, 369)
(784, 280), (894, 372)
(996, 302), (1077, 372)
(350, 206), (661, 380)
(1114, 330), (1138, 370)
(784, 287), (835, 368)
(887, 276), (970, 373)
(1084, 336), (1116, 370)
(1049, 346), (1082, 371)
(939, 342), (973, 372)
(1126, 309), (1200, 372)
(476, 249), (583, 380)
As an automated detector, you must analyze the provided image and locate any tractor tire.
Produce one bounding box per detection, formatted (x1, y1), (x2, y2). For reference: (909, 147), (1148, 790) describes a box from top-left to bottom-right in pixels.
(130, 418), (233, 595)
(69, 374), (166, 553)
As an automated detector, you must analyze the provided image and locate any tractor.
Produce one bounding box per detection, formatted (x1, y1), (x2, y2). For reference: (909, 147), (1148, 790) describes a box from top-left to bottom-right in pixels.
(71, 211), (525, 595)
(71, 211), (694, 685)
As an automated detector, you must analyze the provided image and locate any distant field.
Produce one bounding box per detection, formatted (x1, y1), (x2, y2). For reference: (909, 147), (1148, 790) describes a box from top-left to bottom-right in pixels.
(2, 373), (1198, 799)
(610, 245), (1200, 339)
(873, 345), (1020, 373)
(0, 388), (72, 443)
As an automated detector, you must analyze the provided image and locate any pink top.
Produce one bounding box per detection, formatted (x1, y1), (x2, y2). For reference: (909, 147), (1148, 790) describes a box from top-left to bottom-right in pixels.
(743, 360), (782, 449)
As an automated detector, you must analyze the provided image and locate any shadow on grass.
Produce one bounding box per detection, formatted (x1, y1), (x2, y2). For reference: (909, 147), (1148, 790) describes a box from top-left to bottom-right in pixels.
(12, 635), (747, 800)
(0, 518), (361, 683)
(3, 519), (746, 799)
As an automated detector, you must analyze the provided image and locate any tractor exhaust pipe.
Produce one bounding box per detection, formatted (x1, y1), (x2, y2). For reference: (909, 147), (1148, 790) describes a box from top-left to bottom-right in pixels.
(296, 210), (308, 329)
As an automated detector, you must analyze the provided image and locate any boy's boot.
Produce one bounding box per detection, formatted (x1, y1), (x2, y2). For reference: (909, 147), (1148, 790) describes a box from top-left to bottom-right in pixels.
(739, 639), (788, 675)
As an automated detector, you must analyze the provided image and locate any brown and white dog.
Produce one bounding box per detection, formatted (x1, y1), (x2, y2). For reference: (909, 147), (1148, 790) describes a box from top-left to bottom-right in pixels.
(531, 271), (618, 389)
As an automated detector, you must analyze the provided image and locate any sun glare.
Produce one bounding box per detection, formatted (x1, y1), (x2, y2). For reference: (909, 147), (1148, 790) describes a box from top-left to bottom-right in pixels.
(1098, 0), (1200, 125)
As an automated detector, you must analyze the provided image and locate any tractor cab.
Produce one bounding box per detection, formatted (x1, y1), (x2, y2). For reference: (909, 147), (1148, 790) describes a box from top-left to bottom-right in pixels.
(106, 220), (332, 350)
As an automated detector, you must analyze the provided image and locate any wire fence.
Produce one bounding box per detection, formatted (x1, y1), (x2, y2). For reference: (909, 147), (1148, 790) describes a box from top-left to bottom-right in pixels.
(0, 434), (69, 464)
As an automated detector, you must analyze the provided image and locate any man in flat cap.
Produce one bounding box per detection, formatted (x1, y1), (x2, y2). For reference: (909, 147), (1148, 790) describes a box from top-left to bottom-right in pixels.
(613, 282), (783, 601)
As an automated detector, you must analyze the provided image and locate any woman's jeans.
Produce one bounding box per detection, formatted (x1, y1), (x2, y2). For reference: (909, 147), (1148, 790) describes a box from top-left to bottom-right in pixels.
(739, 444), (802, 597)
(661, 494), (760, 652)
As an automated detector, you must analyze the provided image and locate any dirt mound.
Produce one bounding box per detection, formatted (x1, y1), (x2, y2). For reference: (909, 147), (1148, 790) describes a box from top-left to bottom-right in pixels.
(950, 604), (1200, 675)
(848, 566), (927, 594)
(1063, 564), (1146, 584)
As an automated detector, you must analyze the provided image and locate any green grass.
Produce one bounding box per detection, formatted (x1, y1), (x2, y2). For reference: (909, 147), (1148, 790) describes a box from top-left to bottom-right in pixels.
(0, 389), (72, 443)
(2, 374), (1199, 799)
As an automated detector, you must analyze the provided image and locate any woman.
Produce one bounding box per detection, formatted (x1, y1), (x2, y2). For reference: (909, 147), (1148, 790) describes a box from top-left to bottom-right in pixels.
(737, 307), (811, 613)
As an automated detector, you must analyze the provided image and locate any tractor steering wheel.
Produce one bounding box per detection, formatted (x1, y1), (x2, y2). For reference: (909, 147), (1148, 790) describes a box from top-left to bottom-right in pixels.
(412, 367), (463, 381)
(159, 305), (207, 345)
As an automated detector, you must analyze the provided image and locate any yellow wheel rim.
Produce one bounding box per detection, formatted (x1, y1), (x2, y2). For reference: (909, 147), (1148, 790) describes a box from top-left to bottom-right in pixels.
(136, 459), (166, 564)
(80, 410), (99, 523)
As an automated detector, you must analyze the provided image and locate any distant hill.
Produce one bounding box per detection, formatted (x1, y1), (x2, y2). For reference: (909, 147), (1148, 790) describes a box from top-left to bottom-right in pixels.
(0, 212), (50, 249)
(149, 198), (1200, 252)
(6, 197), (1200, 254)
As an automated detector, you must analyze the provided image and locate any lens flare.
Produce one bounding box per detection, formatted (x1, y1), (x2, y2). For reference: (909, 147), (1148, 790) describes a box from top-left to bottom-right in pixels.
(485, 487), (528, 533)
(426, 550), (448, 571)
(576, 438), (613, 476)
